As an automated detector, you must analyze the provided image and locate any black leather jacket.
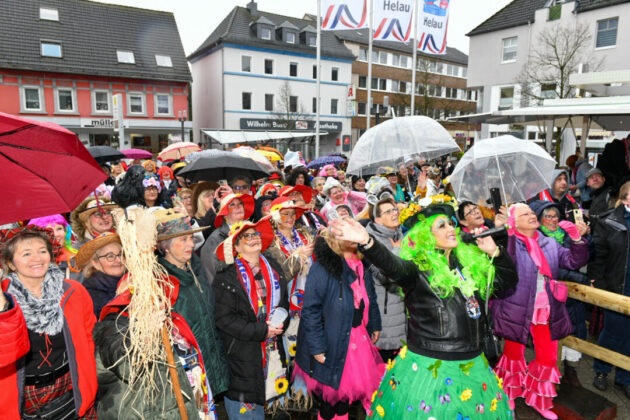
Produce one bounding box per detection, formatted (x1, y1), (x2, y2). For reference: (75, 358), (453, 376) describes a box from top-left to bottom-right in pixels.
(588, 205), (629, 294)
(361, 237), (517, 360)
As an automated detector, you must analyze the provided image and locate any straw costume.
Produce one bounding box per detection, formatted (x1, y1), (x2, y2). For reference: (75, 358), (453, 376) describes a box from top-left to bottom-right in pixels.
(357, 202), (518, 419)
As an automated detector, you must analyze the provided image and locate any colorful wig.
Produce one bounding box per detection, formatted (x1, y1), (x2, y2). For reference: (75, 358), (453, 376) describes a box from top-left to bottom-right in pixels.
(318, 164), (338, 178)
(28, 214), (77, 255)
(157, 165), (174, 181)
(400, 214), (495, 300)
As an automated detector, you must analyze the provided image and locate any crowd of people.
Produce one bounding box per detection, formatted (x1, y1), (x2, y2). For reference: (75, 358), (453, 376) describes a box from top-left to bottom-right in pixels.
(1, 146), (629, 420)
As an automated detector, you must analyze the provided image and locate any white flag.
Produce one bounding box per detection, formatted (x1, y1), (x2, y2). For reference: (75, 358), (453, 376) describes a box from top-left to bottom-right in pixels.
(417, 0), (450, 55)
(373, 0), (414, 42)
(321, 0), (368, 30)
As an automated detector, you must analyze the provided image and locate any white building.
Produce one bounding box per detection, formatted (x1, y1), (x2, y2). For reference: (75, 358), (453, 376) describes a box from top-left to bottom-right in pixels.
(188, 1), (354, 158)
(467, 0), (630, 141)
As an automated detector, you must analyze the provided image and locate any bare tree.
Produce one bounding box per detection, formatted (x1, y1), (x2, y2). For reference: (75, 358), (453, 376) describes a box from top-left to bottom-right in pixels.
(275, 81), (310, 130)
(517, 23), (602, 160)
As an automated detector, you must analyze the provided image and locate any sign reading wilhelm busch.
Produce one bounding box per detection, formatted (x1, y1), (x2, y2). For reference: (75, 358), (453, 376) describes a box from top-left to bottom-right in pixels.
(240, 118), (342, 132)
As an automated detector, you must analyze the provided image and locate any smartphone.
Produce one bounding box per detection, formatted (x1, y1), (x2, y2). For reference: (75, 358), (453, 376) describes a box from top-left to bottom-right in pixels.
(219, 179), (228, 187)
(489, 188), (502, 213)
(573, 209), (584, 225)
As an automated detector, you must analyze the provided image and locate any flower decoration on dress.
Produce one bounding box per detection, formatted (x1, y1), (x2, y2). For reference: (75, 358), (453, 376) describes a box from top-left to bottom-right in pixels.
(438, 393), (451, 404)
(482, 382), (487, 391)
(497, 377), (504, 390)
(459, 360), (475, 376)
(388, 374), (400, 391)
(419, 400), (432, 413)
(375, 404), (385, 417)
(371, 390), (378, 402)
(490, 398), (498, 412)
(288, 343), (297, 356)
(427, 360), (442, 379)
(445, 377), (453, 385)
(456, 414), (470, 420)
(399, 346), (407, 359)
(386, 359), (396, 371)
(459, 388), (472, 401)
(476, 403), (485, 414)
(274, 377), (289, 394)
(412, 362), (418, 371)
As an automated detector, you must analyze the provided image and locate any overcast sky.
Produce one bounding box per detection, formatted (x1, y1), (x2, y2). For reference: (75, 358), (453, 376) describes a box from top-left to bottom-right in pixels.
(94, 0), (513, 56)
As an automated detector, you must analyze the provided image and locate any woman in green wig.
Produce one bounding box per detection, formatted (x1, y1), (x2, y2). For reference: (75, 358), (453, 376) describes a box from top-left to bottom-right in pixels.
(329, 203), (518, 419)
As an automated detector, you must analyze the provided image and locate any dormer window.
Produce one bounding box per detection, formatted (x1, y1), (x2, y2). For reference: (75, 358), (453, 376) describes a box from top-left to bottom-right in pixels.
(117, 50), (135, 64)
(300, 25), (317, 47)
(307, 35), (316, 47)
(287, 32), (296, 44)
(40, 8), (59, 21)
(155, 54), (173, 67)
(261, 27), (271, 40)
(41, 41), (62, 58)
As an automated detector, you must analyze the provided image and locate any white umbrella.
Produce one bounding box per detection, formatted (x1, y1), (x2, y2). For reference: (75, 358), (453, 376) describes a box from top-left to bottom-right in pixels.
(450, 135), (557, 206)
(346, 116), (460, 175)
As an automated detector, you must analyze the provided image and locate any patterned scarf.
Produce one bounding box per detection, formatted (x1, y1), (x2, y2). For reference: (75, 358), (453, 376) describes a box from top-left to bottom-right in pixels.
(6, 264), (65, 335)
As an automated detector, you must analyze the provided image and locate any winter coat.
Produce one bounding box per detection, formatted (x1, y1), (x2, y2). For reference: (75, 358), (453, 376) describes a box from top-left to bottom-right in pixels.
(360, 237), (517, 360)
(213, 258), (290, 405)
(589, 185), (615, 229)
(94, 283), (204, 419)
(320, 191), (367, 221)
(0, 279), (97, 419)
(588, 205), (630, 294)
(200, 222), (230, 285)
(491, 234), (588, 344)
(295, 237), (381, 389)
(365, 222), (407, 350)
(571, 158), (592, 201)
(159, 254), (230, 396)
(81, 270), (122, 319)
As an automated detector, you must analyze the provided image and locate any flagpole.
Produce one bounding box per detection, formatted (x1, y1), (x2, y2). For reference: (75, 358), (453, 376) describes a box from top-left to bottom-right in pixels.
(316, 0), (321, 158)
(410, 0), (418, 116)
(366, 0), (373, 130)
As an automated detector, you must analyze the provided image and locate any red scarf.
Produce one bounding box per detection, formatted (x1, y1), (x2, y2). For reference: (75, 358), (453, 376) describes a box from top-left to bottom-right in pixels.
(512, 230), (552, 278)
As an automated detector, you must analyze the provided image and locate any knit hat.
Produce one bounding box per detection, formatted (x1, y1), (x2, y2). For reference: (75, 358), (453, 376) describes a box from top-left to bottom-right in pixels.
(586, 168), (603, 180)
(154, 208), (210, 241)
(322, 177), (343, 195)
(214, 193), (255, 228)
(75, 232), (121, 268)
(215, 216), (275, 264)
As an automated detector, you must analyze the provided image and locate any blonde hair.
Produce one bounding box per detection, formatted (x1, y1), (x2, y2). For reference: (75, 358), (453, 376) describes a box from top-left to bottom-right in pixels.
(320, 224), (362, 260)
(616, 181), (630, 208)
(195, 189), (214, 219)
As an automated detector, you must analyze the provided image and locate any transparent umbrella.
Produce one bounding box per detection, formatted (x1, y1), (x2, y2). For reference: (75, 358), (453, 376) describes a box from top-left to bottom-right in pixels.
(346, 116), (460, 175)
(450, 135), (557, 206)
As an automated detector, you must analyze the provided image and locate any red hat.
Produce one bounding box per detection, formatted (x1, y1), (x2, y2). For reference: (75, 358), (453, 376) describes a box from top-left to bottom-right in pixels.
(216, 216), (274, 264)
(268, 172), (282, 181)
(0, 225), (63, 268)
(214, 193), (255, 228)
(256, 183), (279, 198)
(269, 196), (308, 223)
(278, 184), (313, 204)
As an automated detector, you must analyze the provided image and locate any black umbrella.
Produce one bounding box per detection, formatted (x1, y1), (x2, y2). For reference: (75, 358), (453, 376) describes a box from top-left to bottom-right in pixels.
(88, 146), (125, 164)
(178, 150), (270, 183)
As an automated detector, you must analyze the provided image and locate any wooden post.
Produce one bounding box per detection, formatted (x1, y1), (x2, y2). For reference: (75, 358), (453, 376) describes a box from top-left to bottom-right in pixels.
(563, 281), (630, 316)
(561, 336), (630, 372)
(161, 325), (189, 420)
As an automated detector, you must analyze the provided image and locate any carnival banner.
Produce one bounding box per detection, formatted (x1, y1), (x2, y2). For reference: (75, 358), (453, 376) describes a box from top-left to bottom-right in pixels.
(417, 0), (450, 54)
(321, 0), (369, 30)
(373, 0), (414, 42)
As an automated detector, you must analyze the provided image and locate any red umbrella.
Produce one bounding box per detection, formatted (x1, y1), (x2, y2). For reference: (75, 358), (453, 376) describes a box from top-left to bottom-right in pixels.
(120, 148), (152, 159)
(0, 112), (106, 225)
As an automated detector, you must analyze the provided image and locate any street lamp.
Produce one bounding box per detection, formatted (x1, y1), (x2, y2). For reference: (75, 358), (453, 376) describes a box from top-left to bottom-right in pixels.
(178, 110), (187, 142)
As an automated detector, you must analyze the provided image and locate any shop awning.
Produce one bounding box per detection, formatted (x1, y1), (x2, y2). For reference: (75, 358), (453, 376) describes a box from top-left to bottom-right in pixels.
(202, 130), (328, 145)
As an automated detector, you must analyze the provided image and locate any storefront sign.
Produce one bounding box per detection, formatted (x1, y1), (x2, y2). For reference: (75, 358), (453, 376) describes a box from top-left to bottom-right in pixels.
(240, 118), (342, 132)
(81, 118), (114, 128)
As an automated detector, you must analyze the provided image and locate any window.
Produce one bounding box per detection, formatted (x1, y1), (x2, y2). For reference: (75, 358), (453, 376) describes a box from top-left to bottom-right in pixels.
(307, 35), (316, 47)
(371, 77), (378, 89)
(428, 61), (436, 72)
(289, 96), (298, 113)
(93, 90), (110, 113)
(312, 97), (317, 113)
(313, 65), (317, 79)
(56, 88), (74, 112)
(286, 32), (296, 44)
(502, 37), (518, 62)
(22, 86), (42, 111)
(155, 94), (172, 115)
(371, 50), (379, 63)
(155, 55), (172, 67)
(242, 56), (251, 72)
(117, 50), (135, 64)
(499, 87), (514, 110)
(331, 99), (338, 115)
(399, 81), (407, 93)
(467, 90), (475, 101)
(264, 59), (273, 75)
(290, 62), (298, 77)
(41, 42), (62, 58)
(540, 83), (556, 99)
(128, 93), (145, 114)
(391, 80), (399, 93)
(358, 76), (367, 88)
(392, 54), (400, 67)
(400, 55), (408, 68)
(379, 78), (387, 91)
(462, 67), (467, 78)
(596, 17), (618, 48)
(379, 52), (388, 65)
(242, 92), (252, 110)
(331, 67), (339, 81)
(359, 47), (367, 61)
(265, 94), (274, 111)
(261, 27), (271, 40)
(549, 3), (561, 21)
(358, 102), (366, 115)
(40, 7), (58, 21)
(436, 62), (444, 74)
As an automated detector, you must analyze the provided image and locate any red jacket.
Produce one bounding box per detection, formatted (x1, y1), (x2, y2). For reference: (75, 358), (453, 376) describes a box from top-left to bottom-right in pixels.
(0, 279), (97, 419)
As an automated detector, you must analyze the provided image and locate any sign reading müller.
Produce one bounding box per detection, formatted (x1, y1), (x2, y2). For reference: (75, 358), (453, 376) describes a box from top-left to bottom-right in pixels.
(240, 118), (342, 132)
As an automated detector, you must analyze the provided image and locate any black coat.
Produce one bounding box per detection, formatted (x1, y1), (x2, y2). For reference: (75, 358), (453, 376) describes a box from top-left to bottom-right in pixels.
(360, 237), (517, 360)
(212, 257), (289, 405)
(588, 206), (629, 294)
(81, 271), (121, 319)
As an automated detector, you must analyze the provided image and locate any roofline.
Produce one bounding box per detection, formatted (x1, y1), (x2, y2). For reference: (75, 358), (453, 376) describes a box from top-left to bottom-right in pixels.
(80, 0), (176, 16)
(466, 21), (530, 37)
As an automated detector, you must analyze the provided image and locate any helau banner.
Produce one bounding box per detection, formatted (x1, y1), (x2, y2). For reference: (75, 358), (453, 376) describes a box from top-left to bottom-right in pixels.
(321, 0), (368, 30)
(417, 0), (450, 55)
(373, 0), (414, 42)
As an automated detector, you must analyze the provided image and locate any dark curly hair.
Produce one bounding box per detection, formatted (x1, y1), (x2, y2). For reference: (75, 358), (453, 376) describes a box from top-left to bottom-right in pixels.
(286, 166), (310, 186)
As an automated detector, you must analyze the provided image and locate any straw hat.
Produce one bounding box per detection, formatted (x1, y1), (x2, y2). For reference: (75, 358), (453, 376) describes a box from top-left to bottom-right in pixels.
(77, 198), (118, 222)
(76, 232), (121, 268)
(154, 209), (210, 241)
(214, 193), (255, 228)
(278, 184), (313, 204)
(215, 216), (274, 264)
(269, 196), (308, 224)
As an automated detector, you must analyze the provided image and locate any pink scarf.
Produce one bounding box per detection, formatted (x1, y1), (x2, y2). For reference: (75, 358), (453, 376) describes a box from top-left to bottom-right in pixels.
(508, 205), (552, 278)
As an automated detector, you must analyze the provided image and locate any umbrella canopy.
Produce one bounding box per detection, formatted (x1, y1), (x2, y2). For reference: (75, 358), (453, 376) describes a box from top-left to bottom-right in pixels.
(178, 150), (270, 183)
(346, 116), (460, 175)
(233, 146), (274, 171)
(307, 155), (346, 170)
(87, 145), (125, 163)
(158, 141), (201, 162)
(257, 149), (283, 162)
(449, 135), (557, 206)
(0, 112), (106, 225)
(120, 148), (152, 159)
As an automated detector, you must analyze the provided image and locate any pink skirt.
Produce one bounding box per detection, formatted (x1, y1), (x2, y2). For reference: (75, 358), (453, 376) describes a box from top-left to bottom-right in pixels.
(294, 324), (385, 410)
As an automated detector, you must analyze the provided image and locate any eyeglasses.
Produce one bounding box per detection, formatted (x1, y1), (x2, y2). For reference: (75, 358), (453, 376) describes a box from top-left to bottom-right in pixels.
(380, 207), (400, 216)
(233, 184), (250, 191)
(96, 251), (123, 262)
(228, 201), (244, 209)
(542, 214), (559, 220)
(464, 206), (481, 218)
(91, 211), (112, 219)
(240, 231), (261, 242)
(181, 196), (192, 201)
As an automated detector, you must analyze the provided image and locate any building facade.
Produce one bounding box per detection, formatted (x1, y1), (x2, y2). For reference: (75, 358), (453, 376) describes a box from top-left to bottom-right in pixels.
(334, 31), (478, 148)
(467, 0), (630, 140)
(0, 0), (192, 153)
(189, 2), (354, 159)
